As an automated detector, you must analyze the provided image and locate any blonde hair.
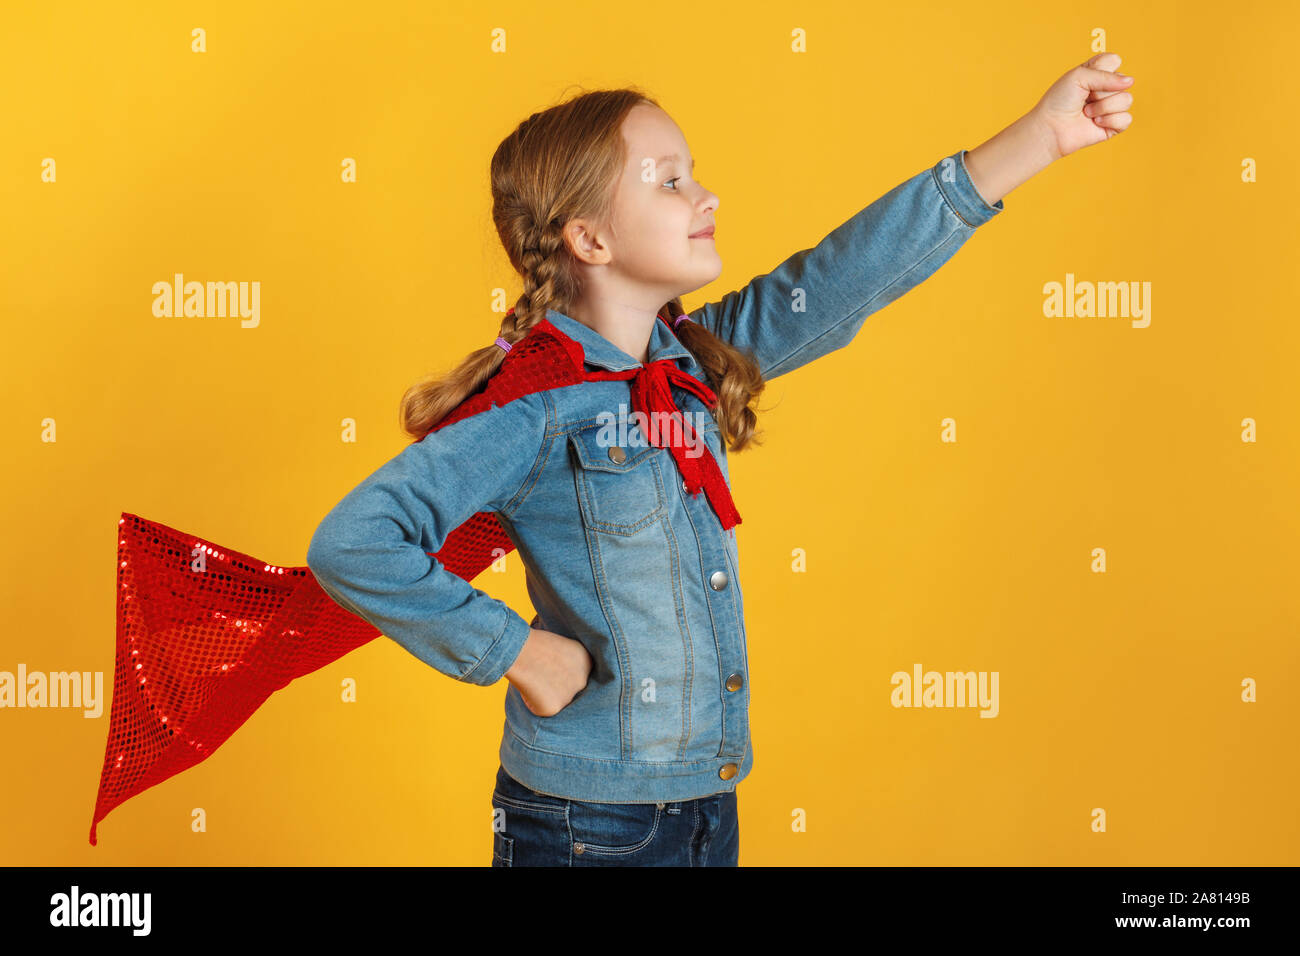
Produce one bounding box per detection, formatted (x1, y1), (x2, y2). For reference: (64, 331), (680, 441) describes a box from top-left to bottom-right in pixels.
(399, 86), (766, 452)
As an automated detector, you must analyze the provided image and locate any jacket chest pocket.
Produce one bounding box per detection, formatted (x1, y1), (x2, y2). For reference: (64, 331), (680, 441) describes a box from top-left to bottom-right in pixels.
(568, 425), (665, 535)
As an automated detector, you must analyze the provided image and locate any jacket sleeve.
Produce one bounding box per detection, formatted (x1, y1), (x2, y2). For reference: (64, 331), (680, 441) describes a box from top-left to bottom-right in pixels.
(691, 148), (1004, 380)
(306, 390), (550, 687)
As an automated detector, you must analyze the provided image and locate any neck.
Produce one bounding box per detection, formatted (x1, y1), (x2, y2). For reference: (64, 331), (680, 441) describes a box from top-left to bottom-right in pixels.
(566, 302), (663, 366)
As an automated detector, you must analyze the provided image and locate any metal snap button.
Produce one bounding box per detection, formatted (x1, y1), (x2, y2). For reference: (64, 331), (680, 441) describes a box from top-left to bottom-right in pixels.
(725, 673), (743, 692)
(608, 446), (627, 464)
(573, 842), (585, 854)
(709, 570), (728, 591)
(718, 763), (738, 780)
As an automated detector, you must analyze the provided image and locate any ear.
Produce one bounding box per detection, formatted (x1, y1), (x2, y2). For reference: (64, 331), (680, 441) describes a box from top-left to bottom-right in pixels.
(563, 218), (612, 266)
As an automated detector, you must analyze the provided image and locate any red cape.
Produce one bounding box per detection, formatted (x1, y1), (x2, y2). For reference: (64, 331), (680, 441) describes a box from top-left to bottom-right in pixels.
(90, 312), (739, 844)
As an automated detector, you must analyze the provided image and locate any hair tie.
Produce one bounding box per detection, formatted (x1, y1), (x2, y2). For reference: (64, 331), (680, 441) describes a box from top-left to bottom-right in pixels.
(674, 314), (692, 329)
(494, 336), (513, 353)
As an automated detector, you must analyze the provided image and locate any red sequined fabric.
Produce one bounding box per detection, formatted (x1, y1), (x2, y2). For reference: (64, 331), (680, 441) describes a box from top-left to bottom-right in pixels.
(90, 314), (740, 844)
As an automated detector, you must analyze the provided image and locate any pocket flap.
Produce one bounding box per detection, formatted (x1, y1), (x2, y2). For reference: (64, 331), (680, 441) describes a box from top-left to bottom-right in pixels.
(568, 424), (659, 473)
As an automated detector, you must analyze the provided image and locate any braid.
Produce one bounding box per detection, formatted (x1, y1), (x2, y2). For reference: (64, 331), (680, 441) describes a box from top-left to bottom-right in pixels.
(500, 221), (567, 345)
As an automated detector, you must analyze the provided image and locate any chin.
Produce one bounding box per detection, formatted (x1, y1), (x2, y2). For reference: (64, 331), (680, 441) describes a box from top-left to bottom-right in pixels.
(678, 268), (722, 296)
(696, 246), (723, 272)
(673, 255), (724, 296)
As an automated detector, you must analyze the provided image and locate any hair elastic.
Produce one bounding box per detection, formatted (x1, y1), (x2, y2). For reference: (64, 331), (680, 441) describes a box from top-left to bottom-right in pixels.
(674, 314), (692, 329)
(494, 336), (513, 353)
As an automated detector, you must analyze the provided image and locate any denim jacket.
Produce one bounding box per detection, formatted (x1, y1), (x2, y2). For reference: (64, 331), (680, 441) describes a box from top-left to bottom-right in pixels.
(306, 148), (1003, 803)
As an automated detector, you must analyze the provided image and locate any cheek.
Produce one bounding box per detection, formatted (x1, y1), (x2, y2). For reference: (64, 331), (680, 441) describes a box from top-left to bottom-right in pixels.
(617, 200), (690, 265)
(634, 216), (685, 259)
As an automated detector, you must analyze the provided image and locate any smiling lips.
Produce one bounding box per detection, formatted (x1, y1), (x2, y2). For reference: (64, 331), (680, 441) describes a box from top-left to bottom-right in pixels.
(689, 226), (715, 239)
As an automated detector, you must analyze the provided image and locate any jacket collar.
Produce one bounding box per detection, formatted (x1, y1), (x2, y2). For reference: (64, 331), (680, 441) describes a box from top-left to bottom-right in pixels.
(544, 308), (694, 372)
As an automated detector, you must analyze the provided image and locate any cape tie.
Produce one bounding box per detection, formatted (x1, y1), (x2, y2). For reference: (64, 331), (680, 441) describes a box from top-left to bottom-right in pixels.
(586, 359), (742, 530)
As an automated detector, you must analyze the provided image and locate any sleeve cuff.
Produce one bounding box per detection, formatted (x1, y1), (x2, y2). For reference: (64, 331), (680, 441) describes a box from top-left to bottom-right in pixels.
(460, 601), (533, 687)
(932, 149), (1004, 228)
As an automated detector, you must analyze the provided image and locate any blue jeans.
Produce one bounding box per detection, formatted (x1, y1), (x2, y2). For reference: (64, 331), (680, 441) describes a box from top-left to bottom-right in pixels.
(490, 764), (739, 866)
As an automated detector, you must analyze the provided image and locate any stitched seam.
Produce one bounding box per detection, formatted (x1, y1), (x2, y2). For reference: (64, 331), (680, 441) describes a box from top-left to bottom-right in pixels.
(931, 160), (978, 227)
(569, 427), (660, 474)
(659, 500), (693, 760)
(500, 390), (555, 518)
(579, 497), (634, 759)
(492, 792), (569, 815)
(717, 490), (747, 739)
(570, 436), (665, 534)
(697, 514), (727, 755)
(665, 489), (696, 759)
(762, 221), (965, 379)
(691, 801), (701, 867)
(673, 394), (720, 760)
(549, 403), (702, 438)
(578, 347), (693, 374)
(572, 806), (664, 854)
(493, 834), (512, 865)
(548, 414), (613, 435)
(504, 723), (734, 775)
(460, 600), (518, 683)
(676, 475), (730, 758)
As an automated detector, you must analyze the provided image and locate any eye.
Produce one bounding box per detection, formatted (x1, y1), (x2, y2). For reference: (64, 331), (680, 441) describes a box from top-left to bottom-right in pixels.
(664, 176), (681, 191)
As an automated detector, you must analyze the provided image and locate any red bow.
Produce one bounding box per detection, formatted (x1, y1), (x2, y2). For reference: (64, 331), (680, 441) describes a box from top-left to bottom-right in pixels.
(586, 359), (742, 530)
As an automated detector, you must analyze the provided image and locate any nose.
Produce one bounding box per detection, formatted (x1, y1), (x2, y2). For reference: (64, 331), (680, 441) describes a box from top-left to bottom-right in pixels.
(697, 185), (719, 217)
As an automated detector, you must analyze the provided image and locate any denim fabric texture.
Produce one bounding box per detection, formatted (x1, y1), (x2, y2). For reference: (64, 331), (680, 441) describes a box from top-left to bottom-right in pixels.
(306, 148), (1003, 804)
(490, 764), (739, 866)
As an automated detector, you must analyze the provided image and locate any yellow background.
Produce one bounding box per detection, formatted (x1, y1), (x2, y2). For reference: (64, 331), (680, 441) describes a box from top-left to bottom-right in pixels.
(2, 0), (1296, 865)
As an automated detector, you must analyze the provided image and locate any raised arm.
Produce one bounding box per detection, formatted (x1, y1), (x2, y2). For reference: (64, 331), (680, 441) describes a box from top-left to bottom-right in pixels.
(306, 390), (550, 686)
(693, 52), (1136, 381)
(691, 147), (1001, 380)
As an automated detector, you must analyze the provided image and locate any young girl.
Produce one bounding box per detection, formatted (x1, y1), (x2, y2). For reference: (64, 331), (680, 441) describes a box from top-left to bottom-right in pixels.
(305, 54), (1136, 867)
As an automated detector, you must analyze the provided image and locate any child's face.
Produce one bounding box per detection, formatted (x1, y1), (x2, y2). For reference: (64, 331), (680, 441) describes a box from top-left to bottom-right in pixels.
(602, 103), (722, 299)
